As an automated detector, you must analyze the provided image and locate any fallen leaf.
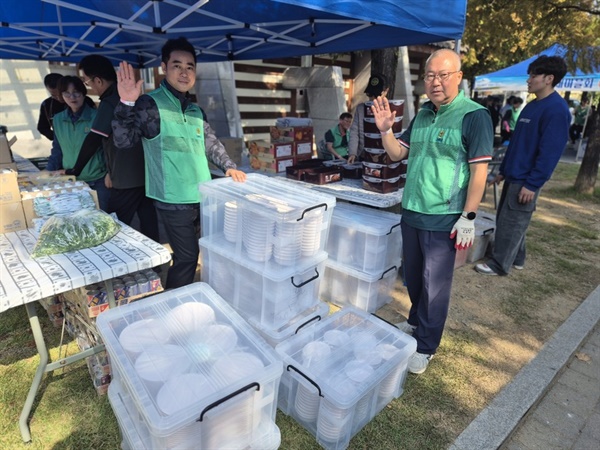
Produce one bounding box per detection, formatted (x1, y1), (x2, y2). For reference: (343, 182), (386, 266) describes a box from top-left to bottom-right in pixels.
(575, 352), (591, 362)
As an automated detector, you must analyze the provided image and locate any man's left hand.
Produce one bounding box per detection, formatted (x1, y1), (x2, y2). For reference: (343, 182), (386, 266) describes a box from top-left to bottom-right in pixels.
(518, 186), (535, 204)
(450, 215), (475, 250)
(225, 168), (246, 182)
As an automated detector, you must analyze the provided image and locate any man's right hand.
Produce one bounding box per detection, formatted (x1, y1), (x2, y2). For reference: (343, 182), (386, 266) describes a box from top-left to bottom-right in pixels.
(371, 96), (396, 132)
(117, 61), (143, 103)
(347, 155), (356, 163)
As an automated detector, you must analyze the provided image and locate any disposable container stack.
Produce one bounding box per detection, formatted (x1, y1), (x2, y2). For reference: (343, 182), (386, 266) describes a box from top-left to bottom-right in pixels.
(96, 283), (283, 450)
(276, 306), (417, 450)
(320, 202), (402, 313)
(199, 173), (336, 346)
(362, 99), (407, 193)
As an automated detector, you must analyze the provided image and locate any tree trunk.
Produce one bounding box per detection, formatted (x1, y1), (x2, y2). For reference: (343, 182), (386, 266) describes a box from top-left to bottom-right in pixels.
(574, 108), (599, 194)
(371, 48), (398, 99)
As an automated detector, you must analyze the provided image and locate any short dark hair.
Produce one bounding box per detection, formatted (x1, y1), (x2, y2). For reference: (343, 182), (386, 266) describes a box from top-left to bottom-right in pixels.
(512, 97), (523, 106)
(161, 37), (197, 64)
(58, 76), (87, 96)
(528, 55), (567, 87)
(44, 73), (63, 89)
(79, 55), (117, 83)
(339, 112), (352, 120)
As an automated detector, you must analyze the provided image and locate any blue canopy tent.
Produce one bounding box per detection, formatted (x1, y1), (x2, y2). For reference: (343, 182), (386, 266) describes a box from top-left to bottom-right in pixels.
(0, 0), (467, 66)
(474, 44), (600, 92)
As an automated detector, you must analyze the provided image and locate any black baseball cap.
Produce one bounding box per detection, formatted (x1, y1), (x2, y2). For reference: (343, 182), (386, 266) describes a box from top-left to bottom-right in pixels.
(364, 73), (387, 96)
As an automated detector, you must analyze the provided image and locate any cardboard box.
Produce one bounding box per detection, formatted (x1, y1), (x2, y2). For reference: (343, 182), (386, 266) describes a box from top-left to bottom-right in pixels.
(0, 201), (27, 233)
(248, 140), (294, 159)
(22, 188), (99, 228)
(249, 154), (295, 173)
(0, 162), (17, 171)
(269, 126), (314, 143)
(294, 141), (313, 157)
(0, 134), (16, 164)
(19, 172), (77, 186)
(0, 169), (20, 204)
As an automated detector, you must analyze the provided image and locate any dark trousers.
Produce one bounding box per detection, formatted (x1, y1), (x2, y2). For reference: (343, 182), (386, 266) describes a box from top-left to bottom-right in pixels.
(156, 206), (200, 289)
(107, 186), (159, 242)
(486, 182), (539, 275)
(402, 222), (456, 355)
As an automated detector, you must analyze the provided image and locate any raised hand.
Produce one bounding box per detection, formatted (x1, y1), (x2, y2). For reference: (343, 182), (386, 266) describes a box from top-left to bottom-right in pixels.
(371, 96), (396, 132)
(117, 61), (143, 103)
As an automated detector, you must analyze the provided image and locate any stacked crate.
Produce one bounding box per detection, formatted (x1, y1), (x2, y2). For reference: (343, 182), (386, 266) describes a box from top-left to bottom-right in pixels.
(320, 202), (402, 313)
(361, 100), (407, 193)
(246, 125), (314, 174)
(97, 283), (283, 450)
(276, 306), (416, 450)
(198, 173), (335, 347)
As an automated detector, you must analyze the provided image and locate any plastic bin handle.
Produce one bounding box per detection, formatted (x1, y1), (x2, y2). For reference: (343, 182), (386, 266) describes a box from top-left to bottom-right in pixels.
(197, 382), (260, 422)
(297, 203), (328, 222)
(379, 266), (398, 280)
(287, 365), (324, 397)
(294, 314), (322, 334)
(386, 222), (401, 235)
(482, 228), (494, 235)
(291, 268), (319, 288)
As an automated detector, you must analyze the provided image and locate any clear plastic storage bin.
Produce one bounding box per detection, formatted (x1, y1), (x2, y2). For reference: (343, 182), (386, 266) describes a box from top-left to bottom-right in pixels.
(200, 235), (327, 330)
(319, 260), (399, 313)
(326, 202), (402, 273)
(276, 307), (416, 450)
(199, 173), (336, 272)
(96, 283), (283, 450)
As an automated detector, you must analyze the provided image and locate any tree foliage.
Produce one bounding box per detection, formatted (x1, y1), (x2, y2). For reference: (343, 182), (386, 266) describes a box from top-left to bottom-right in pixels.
(462, 0), (600, 82)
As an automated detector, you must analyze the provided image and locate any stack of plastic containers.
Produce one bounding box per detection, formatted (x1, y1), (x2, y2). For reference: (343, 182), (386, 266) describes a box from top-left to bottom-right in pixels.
(362, 99), (407, 193)
(199, 173), (335, 346)
(276, 306), (416, 450)
(320, 202), (402, 313)
(96, 283), (283, 450)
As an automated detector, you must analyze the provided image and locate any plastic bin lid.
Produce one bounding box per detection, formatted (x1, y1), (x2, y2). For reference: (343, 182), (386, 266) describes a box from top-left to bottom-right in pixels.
(275, 307), (416, 408)
(199, 173), (336, 221)
(199, 235), (327, 280)
(325, 258), (400, 282)
(331, 202), (401, 235)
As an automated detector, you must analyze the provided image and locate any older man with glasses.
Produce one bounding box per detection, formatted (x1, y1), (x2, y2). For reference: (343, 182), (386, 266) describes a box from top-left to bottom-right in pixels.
(370, 49), (494, 374)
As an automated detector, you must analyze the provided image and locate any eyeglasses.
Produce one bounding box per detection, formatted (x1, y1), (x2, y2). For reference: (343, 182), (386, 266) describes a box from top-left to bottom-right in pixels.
(62, 91), (83, 99)
(82, 76), (96, 87)
(423, 71), (460, 83)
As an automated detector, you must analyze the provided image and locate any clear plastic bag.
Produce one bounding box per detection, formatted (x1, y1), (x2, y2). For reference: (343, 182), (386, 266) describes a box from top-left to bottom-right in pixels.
(31, 209), (121, 258)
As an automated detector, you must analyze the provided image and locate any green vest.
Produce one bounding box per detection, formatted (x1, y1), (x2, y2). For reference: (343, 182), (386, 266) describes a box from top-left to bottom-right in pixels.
(403, 91), (484, 214)
(53, 105), (106, 182)
(143, 85), (210, 203)
(328, 124), (348, 157)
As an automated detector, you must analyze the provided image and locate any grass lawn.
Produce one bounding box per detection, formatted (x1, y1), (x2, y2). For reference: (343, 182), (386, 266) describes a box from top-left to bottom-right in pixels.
(1, 162), (598, 450)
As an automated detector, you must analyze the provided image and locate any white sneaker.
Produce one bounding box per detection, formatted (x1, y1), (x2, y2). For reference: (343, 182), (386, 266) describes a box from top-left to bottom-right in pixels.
(395, 321), (416, 334)
(512, 264), (524, 270)
(475, 263), (498, 275)
(408, 352), (433, 374)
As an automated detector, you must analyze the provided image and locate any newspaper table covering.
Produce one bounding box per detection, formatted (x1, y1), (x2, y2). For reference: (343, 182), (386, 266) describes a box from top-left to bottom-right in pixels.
(0, 223), (171, 313)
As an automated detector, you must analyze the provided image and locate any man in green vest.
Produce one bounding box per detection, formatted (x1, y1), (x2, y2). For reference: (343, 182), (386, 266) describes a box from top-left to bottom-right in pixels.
(323, 112), (352, 160)
(112, 37), (246, 289)
(371, 49), (494, 374)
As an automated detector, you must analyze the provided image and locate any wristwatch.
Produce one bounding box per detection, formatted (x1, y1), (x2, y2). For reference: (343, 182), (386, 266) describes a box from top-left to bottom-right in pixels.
(462, 211), (476, 220)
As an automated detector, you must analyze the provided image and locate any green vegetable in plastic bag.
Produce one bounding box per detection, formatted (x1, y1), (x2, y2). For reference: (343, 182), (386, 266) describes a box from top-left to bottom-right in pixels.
(31, 209), (121, 258)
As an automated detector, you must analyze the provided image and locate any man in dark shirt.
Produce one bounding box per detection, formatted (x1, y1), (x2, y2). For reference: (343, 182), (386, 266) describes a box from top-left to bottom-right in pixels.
(37, 73), (66, 141)
(67, 55), (159, 242)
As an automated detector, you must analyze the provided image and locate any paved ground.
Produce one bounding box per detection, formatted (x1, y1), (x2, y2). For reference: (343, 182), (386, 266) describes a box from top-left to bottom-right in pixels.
(450, 285), (600, 450)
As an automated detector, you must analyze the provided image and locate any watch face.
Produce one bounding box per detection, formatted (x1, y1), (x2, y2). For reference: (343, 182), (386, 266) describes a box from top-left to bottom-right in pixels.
(466, 212), (476, 220)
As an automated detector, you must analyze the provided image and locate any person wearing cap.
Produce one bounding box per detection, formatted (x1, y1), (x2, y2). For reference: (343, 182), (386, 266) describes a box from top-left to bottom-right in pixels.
(370, 49), (493, 374)
(347, 73), (389, 163)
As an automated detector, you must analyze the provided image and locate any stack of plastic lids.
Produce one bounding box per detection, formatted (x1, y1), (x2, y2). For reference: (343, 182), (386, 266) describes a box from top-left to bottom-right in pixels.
(276, 307), (416, 450)
(96, 283), (283, 450)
